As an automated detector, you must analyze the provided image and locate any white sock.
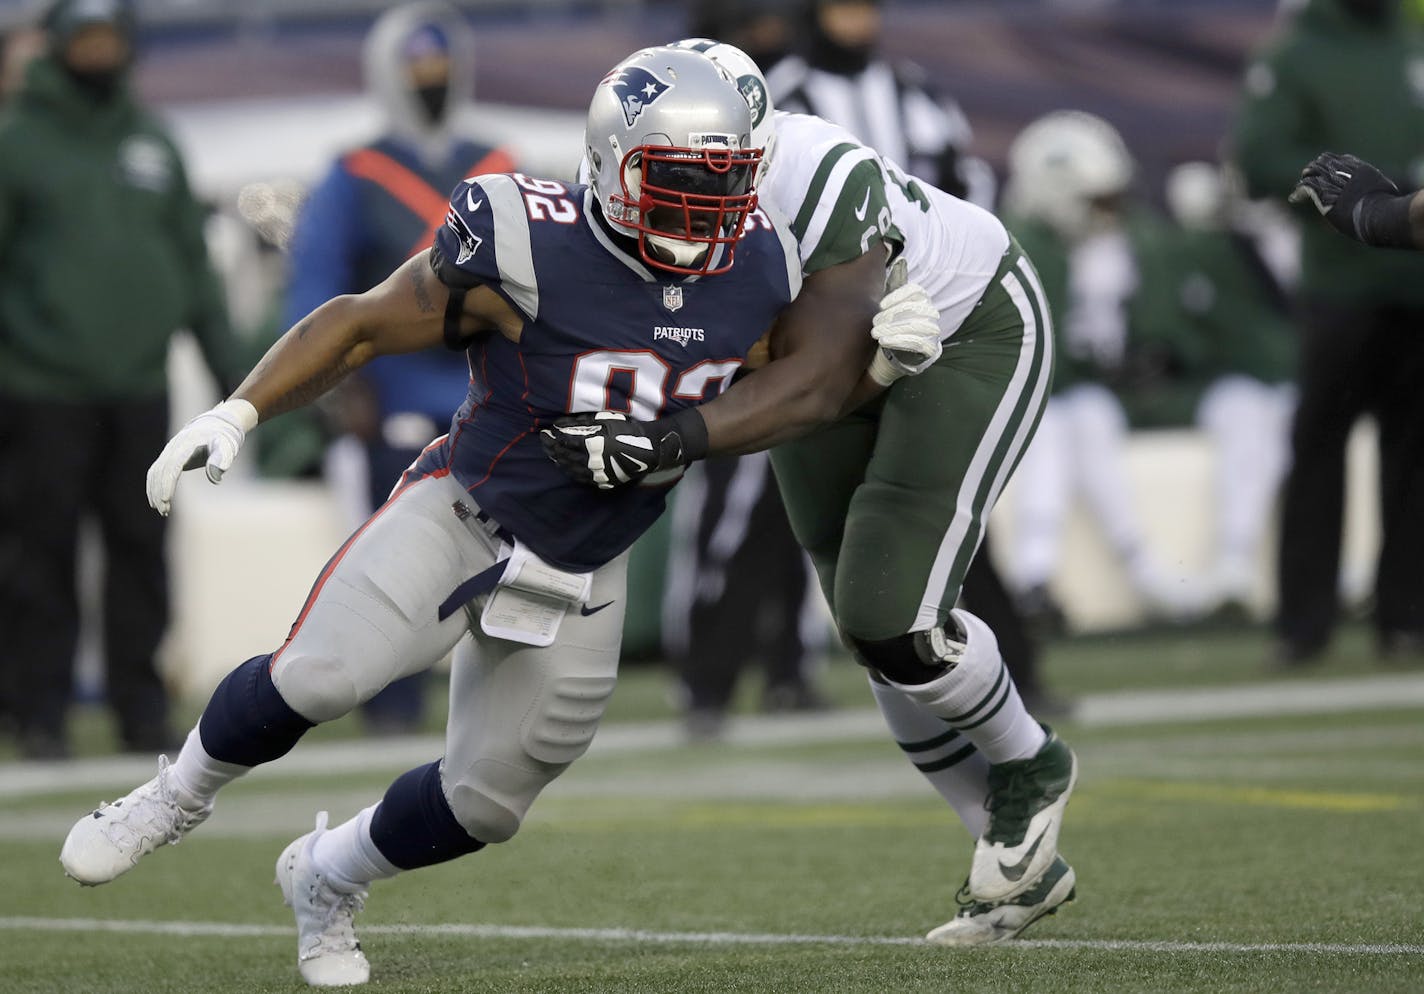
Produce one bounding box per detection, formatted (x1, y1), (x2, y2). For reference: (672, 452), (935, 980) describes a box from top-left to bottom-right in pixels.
(869, 675), (990, 837)
(311, 804), (401, 893)
(886, 609), (1047, 765)
(168, 727), (249, 812)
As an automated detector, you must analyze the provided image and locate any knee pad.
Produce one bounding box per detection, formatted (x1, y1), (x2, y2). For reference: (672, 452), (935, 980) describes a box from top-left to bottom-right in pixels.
(870, 610), (1012, 730)
(445, 764), (537, 845)
(271, 650), (362, 723)
(846, 630), (950, 687)
(444, 672), (616, 843)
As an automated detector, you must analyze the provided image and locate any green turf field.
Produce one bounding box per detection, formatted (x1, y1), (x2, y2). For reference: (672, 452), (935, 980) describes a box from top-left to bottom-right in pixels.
(2, 625), (1422, 993)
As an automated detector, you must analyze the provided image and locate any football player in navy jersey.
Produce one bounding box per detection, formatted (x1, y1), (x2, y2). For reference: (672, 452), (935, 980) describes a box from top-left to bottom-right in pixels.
(57, 46), (908, 987)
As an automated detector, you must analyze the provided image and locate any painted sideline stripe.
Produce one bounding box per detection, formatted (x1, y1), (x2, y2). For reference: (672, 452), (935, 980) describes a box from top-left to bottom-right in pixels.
(4, 674), (1424, 800)
(0, 917), (1419, 956)
(1074, 673), (1424, 726)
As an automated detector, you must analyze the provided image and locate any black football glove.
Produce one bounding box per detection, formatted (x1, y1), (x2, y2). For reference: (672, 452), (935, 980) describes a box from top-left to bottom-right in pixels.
(541, 407), (709, 490)
(1289, 151), (1411, 247)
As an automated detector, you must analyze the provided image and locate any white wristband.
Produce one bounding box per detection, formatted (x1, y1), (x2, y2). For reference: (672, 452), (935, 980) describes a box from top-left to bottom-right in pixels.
(868, 349), (903, 388)
(216, 398), (260, 432)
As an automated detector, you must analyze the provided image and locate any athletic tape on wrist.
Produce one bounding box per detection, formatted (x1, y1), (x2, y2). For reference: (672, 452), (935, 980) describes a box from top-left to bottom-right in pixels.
(868, 349), (903, 387)
(217, 398), (259, 432)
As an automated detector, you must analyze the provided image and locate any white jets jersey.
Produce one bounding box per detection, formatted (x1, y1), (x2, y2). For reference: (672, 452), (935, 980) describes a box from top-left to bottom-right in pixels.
(759, 111), (1009, 341)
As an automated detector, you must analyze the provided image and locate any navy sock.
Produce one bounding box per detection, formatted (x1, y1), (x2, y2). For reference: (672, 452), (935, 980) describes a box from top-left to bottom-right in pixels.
(370, 761), (486, 870)
(197, 655), (315, 767)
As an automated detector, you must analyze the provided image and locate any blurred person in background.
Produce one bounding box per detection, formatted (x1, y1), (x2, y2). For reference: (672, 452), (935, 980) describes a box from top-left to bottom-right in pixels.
(1163, 161), (1298, 621)
(660, 441), (829, 740)
(1232, 0), (1424, 664)
(0, 0), (241, 759)
(0, 24), (46, 99)
(658, 18), (829, 741)
(282, 0), (515, 735)
(769, 0), (996, 208)
(689, 0), (799, 74)
(0, 4), (45, 751)
(1003, 111), (1210, 631)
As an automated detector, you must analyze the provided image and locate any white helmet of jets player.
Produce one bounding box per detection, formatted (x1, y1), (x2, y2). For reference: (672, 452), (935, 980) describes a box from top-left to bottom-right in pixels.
(669, 38), (778, 182)
(585, 46), (761, 275)
(1002, 110), (1134, 241)
(1164, 160), (1228, 232)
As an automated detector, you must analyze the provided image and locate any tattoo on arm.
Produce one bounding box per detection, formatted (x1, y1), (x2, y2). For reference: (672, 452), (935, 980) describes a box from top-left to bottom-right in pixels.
(264, 357), (358, 419)
(410, 264), (437, 314)
(242, 345), (359, 420)
(295, 317), (314, 340)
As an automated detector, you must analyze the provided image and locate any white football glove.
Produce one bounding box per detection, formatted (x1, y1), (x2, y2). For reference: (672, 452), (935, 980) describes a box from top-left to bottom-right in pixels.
(869, 257), (941, 386)
(145, 398), (259, 516)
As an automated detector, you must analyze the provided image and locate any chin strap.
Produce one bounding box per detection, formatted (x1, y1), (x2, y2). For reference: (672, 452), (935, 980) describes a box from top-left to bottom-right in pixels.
(644, 233), (710, 270)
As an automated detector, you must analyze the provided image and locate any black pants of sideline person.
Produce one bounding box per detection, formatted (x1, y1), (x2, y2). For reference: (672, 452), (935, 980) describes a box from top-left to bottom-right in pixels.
(0, 394), (174, 758)
(960, 528), (1056, 713)
(1276, 301), (1424, 661)
(663, 453), (823, 727)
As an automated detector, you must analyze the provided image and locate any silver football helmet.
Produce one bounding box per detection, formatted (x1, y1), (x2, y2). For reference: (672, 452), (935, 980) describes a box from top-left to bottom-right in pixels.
(585, 46), (761, 275)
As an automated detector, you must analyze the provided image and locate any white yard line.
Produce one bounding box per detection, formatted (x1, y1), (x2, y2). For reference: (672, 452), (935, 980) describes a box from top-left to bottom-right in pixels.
(4, 673), (1424, 801)
(0, 916), (1419, 956)
(1073, 673), (1424, 726)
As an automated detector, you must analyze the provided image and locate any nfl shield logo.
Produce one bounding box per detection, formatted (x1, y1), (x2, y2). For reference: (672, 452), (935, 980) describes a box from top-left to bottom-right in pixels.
(662, 285), (684, 313)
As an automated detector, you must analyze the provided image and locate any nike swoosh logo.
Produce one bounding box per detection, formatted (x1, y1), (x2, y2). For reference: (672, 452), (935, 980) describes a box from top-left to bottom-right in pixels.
(854, 187), (871, 221)
(580, 600), (615, 616)
(466, 190), (483, 212)
(997, 829), (1047, 883)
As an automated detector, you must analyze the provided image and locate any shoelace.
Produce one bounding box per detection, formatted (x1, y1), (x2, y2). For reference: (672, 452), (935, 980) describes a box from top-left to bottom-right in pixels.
(983, 763), (1040, 842)
(98, 757), (193, 848)
(303, 881), (368, 958)
(953, 880), (977, 911)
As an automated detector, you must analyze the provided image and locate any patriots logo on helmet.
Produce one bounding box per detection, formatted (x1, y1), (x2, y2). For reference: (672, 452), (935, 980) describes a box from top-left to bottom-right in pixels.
(606, 66), (672, 127)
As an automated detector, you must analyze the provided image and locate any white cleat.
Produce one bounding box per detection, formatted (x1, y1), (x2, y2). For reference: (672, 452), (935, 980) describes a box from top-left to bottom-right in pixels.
(276, 812), (371, 987)
(59, 756), (211, 885)
(928, 855), (1076, 946)
(970, 726), (1078, 902)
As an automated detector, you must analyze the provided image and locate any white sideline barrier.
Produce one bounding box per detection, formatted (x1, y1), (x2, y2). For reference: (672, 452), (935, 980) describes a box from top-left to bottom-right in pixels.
(991, 424), (1381, 632)
(165, 480), (349, 698)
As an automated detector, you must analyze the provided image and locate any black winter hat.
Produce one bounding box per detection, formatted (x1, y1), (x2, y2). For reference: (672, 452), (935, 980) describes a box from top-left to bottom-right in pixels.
(42, 0), (135, 47)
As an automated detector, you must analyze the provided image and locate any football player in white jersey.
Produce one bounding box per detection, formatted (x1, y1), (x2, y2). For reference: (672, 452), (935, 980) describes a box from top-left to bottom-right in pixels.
(552, 41), (1076, 946)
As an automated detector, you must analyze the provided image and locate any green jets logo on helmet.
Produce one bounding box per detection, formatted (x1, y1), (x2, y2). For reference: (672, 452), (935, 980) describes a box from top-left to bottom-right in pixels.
(738, 74), (768, 129)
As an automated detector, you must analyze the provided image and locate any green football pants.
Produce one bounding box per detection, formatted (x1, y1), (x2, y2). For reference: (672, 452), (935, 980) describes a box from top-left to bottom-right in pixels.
(771, 245), (1055, 641)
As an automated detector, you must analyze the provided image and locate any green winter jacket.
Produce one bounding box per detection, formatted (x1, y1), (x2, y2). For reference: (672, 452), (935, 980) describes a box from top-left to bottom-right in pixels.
(1009, 211), (1212, 429)
(1165, 226), (1297, 386)
(1231, 0), (1424, 305)
(0, 56), (238, 401)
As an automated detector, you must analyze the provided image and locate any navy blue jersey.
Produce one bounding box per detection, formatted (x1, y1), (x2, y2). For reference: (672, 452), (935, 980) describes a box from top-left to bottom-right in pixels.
(413, 172), (801, 572)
